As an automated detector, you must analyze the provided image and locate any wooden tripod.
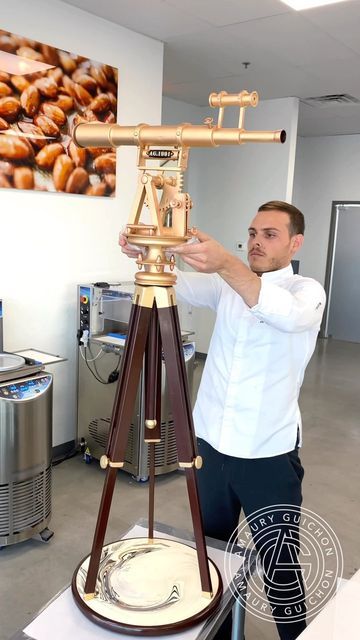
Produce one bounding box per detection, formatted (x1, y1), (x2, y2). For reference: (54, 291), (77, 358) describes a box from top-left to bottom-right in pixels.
(82, 284), (215, 601)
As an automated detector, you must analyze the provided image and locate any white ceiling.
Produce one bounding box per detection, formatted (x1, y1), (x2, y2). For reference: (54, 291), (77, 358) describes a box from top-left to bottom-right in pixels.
(60, 0), (360, 136)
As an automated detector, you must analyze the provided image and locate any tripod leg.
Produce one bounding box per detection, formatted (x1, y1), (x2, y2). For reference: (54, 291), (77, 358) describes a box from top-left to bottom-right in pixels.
(144, 304), (162, 540)
(107, 303), (150, 456)
(168, 302), (198, 453)
(158, 302), (213, 596)
(84, 302), (152, 595)
(148, 444), (155, 537)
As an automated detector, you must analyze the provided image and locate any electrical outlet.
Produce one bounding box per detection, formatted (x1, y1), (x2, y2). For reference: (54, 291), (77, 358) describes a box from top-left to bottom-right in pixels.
(235, 240), (246, 252)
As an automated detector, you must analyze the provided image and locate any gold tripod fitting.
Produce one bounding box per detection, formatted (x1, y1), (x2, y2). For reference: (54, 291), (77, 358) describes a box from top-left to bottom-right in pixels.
(178, 456), (203, 469)
(83, 593), (95, 601)
(100, 455), (124, 469)
(73, 89), (286, 287)
(145, 419), (157, 429)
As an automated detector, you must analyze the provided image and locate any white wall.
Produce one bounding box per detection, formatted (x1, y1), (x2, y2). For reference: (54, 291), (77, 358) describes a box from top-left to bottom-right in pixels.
(162, 96), (300, 352)
(162, 97), (203, 128)
(293, 134), (360, 285)
(193, 97), (299, 241)
(0, 0), (163, 447)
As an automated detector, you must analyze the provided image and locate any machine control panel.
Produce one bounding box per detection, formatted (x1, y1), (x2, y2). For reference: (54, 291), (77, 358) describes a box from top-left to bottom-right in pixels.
(0, 375), (52, 400)
(78, 282), (135, 340)
(0, 299), (3, 352)
(79, 286), (91, 333)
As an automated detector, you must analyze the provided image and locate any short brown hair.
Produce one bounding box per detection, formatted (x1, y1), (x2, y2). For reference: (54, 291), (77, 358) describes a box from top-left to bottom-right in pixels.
(258, 201), (305, 236)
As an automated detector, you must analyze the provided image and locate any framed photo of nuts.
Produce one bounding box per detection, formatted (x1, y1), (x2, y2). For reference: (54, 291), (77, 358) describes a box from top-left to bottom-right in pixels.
(0, 29), (118, 196)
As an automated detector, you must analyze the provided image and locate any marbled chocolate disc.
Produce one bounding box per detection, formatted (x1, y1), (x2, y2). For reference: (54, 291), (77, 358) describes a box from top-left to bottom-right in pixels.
(72, 537), (222, 635)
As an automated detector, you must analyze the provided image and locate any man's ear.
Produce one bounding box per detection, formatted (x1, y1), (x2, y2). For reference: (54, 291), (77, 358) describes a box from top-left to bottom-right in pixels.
(291, 234), (304, 254)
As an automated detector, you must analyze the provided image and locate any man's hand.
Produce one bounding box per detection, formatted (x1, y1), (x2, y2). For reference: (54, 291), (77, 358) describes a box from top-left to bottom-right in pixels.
(118, 231), (143, 259)
(171, 228), (261, 308)
(170, 229), (232, 273)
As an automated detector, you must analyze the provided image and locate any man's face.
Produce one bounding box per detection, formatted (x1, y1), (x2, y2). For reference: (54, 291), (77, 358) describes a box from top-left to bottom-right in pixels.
(247, 210), (303, 275)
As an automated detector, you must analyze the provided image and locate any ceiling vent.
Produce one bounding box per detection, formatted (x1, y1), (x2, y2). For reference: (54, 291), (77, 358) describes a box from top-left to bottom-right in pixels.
(301, 94), (360, 107)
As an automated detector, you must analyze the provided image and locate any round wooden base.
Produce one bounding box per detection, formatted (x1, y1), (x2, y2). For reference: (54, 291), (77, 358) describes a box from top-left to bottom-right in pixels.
(72, 537), (223, 636)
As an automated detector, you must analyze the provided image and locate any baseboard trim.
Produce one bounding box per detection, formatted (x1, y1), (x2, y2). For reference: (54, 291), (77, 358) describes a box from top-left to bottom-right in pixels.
(195, 351), (207, 361)
(52, 439), (76, 461)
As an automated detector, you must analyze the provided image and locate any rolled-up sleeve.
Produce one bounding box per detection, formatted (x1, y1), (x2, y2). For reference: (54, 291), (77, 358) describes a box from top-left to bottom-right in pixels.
(249, 277), (326, 333)
(175, 269), (222, 311)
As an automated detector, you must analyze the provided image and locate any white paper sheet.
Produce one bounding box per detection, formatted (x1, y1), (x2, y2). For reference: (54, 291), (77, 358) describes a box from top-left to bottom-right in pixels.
(298, 570), (360, 639)
(14, 349), (65, 364)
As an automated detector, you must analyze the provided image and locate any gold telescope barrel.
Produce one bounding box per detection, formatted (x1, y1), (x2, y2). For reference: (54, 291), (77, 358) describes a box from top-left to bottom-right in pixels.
(73, 122), (286, 149)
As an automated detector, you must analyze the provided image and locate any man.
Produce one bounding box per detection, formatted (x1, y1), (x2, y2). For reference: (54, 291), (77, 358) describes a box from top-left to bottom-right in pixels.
(119, 201), (325, 640)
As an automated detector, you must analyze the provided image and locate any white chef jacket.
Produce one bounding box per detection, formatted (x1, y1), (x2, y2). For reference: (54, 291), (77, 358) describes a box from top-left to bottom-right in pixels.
(175, 264), (326, 459)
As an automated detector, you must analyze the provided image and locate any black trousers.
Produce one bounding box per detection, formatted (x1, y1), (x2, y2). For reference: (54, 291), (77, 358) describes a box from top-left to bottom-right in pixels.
(196, 438), (307, 640)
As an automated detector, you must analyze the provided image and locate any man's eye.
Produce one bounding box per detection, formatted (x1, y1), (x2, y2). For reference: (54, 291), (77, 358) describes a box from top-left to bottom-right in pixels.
(249, 232), (255, 237)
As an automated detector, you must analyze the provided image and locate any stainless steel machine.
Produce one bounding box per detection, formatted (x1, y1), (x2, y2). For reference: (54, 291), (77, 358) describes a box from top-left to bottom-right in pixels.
(0, 353), (53, 546)
(0, 299), (3, 352)
(77, 282), (195, 480)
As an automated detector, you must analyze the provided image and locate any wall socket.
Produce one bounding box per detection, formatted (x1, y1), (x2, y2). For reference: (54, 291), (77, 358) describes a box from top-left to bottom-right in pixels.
(235, 240), (247, 252)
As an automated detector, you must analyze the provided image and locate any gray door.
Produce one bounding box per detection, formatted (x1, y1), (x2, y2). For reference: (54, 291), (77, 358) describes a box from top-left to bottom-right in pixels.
(327, 204), (360, 342)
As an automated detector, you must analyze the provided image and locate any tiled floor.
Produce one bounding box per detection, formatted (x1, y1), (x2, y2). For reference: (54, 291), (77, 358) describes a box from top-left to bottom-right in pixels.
(1, 338), (359, 640)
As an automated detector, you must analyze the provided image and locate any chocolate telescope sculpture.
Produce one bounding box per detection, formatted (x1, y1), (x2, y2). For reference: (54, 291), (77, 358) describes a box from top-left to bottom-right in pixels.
(73, 90), (286, 287)
(70, 91), (287, 636)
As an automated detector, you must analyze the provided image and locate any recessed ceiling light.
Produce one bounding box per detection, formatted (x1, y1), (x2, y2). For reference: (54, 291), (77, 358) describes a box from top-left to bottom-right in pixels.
(280, 0), (350, 9)
(0, 50), (54, 75)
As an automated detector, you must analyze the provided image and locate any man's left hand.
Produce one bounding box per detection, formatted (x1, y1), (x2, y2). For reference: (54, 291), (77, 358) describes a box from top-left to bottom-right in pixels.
(170, 229), (232, 274)
(171, 228), (261, 307)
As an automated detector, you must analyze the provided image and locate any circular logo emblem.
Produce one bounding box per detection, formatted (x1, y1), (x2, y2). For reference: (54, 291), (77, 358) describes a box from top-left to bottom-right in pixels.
(224, 505), (343, 623)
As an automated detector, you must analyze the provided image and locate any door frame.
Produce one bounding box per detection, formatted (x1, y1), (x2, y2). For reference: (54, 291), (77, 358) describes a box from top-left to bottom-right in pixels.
(320, 200), (360, 338)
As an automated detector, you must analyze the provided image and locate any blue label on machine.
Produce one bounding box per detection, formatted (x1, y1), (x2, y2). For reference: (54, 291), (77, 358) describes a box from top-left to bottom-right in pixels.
(0, 375), (52, 400)
(102, 290), (133, 301)
(0, 300), (2, 318)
